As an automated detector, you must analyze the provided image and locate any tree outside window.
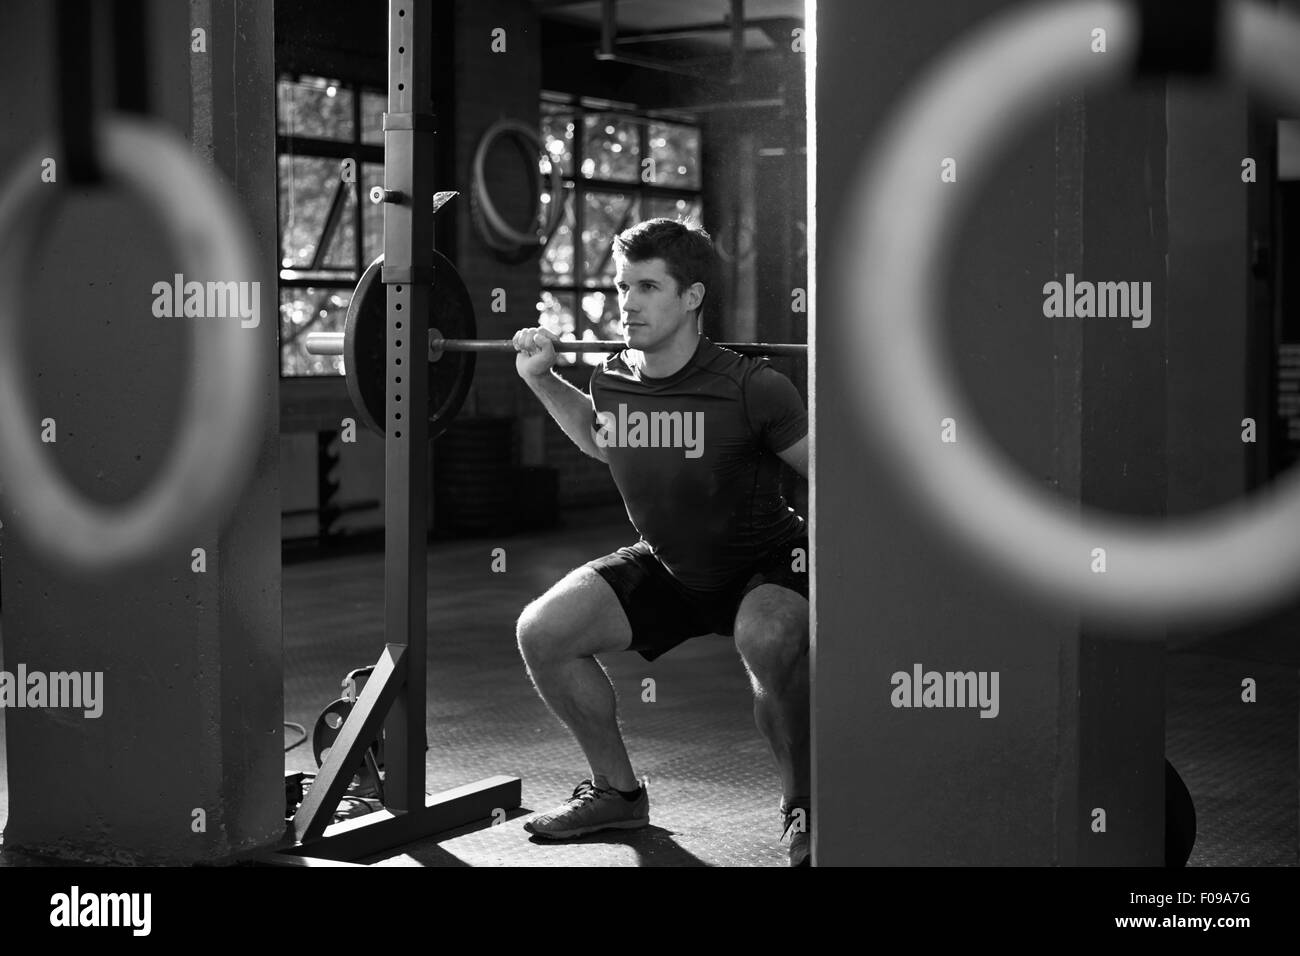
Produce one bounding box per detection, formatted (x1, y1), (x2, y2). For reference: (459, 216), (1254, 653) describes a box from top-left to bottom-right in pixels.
(276, 74), (385, 377)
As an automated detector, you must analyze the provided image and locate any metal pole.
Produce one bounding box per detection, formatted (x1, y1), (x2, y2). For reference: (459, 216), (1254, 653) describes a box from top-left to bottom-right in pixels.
(730, 0), (745, 85)
(381, 0), (433, 813)
(286, 0), (522, 858)
(599, 0), (615, 57)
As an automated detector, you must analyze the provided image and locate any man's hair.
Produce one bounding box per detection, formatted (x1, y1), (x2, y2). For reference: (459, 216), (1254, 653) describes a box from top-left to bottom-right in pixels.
(611, 218), (715, 318)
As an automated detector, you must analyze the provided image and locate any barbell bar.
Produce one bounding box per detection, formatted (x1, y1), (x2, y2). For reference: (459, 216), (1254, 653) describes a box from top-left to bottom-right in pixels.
(305, 330), (807, 360)
(308, 252), (804, 439)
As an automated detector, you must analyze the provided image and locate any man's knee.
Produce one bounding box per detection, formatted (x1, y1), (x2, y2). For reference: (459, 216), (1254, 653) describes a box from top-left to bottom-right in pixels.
(735, 619), (807, 677)
(516, 569), (631, 668)
(734, 589), (809, 683)
(516, 601), (567, 669)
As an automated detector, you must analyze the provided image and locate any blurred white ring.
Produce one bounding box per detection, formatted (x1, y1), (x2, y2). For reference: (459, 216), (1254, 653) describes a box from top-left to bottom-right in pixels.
(839, 0), (1300, 627)
(715, 222), (756, 265)
(472, 119), (563, 248)
(0, 114), (265, 576)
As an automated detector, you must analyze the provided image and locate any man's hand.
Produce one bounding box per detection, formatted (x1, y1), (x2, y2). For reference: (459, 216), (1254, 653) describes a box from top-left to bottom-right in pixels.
(513, 328), (606, 463)
(513, 327), (562, 379)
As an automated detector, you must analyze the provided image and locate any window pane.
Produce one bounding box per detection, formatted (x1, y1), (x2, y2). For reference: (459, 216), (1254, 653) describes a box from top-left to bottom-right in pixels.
(580, 290), (624, 365)
(583, 191), (637, 287)
(362, 163), (385, 263)
(280, 156), (349, 268)
(537, 290), (577, 365)
(539, 103), (701, 369)
(581, 114), (640, 182)
(277, 75), (354, 140)
(281, 287), (349, 376)
(361, 90), (385, 145)
(540, 189), (576, 283)
(647, 123), (700, 189)
(541, 106), (574, 179)
(643, 195), (703, 224)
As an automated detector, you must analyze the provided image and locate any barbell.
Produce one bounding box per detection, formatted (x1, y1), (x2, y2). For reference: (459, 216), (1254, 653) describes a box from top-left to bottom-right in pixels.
(837, 0), (1300, 629)
(307, 252), (806, 438)
(306, 332), (807, 359)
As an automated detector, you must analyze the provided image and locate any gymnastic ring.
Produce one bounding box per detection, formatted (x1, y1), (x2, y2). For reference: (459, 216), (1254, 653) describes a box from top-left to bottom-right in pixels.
(0, 114), (265, 576)
(715, 222), (756, 265)
(837, 0), (1300, 628)
(472, 119), (564, 248)
(469, 168), (538, 259)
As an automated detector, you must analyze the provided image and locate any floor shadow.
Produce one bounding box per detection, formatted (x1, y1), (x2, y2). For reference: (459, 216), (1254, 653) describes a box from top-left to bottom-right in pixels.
(356, 809), (711, 867)
(524, 824), (711, 866)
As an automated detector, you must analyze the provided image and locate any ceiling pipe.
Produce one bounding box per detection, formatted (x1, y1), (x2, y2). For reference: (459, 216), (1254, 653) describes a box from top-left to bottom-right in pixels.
(730, 0), (745, 85)
(594, 0), (717, 79)
(676, 97), (786, 112)
(599, 0), (615, 56)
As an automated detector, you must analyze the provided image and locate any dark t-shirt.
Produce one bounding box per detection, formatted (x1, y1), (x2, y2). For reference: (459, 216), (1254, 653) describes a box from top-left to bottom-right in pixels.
(588, 336), (808, 590)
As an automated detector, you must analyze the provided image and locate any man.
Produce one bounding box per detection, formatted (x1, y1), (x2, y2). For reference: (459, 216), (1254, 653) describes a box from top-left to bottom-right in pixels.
(512, 218), (811, 866)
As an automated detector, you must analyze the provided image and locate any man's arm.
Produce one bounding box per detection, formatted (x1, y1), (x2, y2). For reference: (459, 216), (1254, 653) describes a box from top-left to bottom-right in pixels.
(514, 327), (608, 463)
(523, 370), (609, 463)
(776, 434), (809, 479)
(748, 365), (810, 478)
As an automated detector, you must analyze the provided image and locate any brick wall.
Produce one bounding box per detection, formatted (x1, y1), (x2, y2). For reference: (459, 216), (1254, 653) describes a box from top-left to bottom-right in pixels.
(451, 0), (541, 421)
(449, 0), (623, 512)
(539, 406), (622, 507)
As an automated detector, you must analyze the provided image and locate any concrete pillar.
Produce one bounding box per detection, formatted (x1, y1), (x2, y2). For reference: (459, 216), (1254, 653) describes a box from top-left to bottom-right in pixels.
(0, 0), (281, 863)
(813, 0), (1182, 864)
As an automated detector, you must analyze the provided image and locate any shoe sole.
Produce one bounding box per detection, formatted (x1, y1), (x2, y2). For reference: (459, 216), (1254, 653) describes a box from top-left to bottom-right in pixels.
(523, 817), (649, 840)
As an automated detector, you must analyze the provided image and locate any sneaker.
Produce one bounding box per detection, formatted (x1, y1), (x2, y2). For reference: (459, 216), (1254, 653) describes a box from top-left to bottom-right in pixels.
(523, 775), (650, 840)
(781, 800), (811, 867)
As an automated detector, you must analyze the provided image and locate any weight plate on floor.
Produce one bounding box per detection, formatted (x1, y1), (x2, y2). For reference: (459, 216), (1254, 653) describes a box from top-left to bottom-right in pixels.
(311, 697), (383, 796)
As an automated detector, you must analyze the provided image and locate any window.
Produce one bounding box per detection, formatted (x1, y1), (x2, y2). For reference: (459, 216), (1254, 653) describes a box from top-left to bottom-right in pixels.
(538, 94), (703, 365)
(276, 74), (386, 376)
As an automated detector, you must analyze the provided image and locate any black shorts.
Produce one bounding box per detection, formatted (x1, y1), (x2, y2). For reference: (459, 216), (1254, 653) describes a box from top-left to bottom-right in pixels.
(587, 535), (809, 662)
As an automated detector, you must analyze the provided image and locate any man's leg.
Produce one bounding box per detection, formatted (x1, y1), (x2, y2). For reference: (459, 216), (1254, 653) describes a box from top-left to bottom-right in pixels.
(733, 584), (811, 806)
(516, 567), (639, 791)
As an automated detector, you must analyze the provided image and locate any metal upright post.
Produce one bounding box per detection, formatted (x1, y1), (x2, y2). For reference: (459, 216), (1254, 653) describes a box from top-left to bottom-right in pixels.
(284, 0), (519, 862)
(380, 0), (433, 814)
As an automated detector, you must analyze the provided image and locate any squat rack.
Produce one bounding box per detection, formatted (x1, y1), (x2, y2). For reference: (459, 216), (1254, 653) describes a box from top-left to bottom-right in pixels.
(281, 0), (521, 862)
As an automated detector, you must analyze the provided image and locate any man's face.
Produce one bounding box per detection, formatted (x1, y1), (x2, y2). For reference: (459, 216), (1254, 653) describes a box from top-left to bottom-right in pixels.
(614, 256), (700, 352)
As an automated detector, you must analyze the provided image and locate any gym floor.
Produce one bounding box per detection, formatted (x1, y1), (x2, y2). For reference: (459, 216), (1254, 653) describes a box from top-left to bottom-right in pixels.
(1, 506), (1294, 866)
(284, 507), (1295, 867)
(282, 504), (790, 867)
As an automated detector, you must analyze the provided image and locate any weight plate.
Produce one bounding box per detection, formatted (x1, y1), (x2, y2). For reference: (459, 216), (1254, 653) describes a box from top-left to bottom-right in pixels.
(311, 698), (355, 767)
(343, 251), (477, 440)
(311, 697), (383, 795)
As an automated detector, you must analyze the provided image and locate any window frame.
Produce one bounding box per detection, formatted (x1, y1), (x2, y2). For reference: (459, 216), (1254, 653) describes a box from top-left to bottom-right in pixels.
(540, 93), (703, 365)
(276, 72), (385, 378)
